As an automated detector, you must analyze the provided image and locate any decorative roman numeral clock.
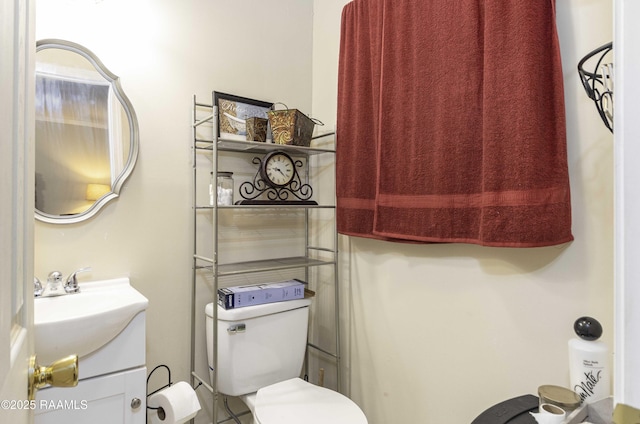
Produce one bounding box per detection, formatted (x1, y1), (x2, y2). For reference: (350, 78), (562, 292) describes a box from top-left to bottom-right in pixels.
(236, 150), (317, 205)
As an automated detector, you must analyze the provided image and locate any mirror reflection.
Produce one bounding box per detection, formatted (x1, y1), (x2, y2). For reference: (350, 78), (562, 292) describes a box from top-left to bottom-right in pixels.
(35, 39), (138, 224)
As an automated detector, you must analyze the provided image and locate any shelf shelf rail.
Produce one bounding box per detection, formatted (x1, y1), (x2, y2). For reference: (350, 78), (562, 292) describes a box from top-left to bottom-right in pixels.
(190, 94), (340, 424)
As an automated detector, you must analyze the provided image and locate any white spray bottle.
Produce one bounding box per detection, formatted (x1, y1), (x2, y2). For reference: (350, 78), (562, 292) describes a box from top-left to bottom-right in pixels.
(568, 316), (610, 404)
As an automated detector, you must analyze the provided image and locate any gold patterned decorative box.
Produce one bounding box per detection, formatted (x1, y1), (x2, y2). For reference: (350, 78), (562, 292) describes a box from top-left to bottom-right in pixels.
(245, 117), (268, 142)
(267, 107), (319, 147)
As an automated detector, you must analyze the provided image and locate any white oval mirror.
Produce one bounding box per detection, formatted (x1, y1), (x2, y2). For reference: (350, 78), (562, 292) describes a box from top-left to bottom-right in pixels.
(35, 39), (139, 224)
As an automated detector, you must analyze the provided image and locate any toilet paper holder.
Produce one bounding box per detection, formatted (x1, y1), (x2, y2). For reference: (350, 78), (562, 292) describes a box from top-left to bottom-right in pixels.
(146, 364), (201, 415)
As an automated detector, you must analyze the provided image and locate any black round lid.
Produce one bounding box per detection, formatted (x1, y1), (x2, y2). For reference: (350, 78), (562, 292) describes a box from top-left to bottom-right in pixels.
(574, 316), (603, 341)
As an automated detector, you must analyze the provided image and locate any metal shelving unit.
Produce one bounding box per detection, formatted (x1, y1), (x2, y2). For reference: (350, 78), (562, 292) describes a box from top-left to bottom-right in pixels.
(190, 94), (340, 424)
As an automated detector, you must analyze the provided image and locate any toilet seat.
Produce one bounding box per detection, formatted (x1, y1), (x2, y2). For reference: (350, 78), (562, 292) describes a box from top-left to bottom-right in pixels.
(254, 378), (367, 424)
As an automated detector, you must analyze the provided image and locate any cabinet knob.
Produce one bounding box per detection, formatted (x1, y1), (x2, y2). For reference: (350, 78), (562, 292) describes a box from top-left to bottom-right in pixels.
(131, 397), (142, 409)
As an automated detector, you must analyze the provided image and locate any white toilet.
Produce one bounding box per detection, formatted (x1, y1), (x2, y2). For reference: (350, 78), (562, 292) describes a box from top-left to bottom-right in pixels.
(205, 298), (367, 424)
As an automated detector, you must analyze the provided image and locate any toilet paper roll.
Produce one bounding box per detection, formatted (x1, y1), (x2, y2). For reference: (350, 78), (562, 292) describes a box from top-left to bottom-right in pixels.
(148, 381), (201, 424)
(529, 403), (566, 424)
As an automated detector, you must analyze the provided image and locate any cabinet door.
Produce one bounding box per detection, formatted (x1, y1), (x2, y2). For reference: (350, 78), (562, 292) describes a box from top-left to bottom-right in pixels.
(35, 367), (146, 424)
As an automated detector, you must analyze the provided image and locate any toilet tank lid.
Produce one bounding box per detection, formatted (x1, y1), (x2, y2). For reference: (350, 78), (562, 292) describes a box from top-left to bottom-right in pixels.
(205, 298), (311, 321)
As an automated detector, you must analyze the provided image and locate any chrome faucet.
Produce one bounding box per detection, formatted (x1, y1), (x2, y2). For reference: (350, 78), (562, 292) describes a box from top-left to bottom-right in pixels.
(41, 271), (64, 297)
(38, 267), (91, 298)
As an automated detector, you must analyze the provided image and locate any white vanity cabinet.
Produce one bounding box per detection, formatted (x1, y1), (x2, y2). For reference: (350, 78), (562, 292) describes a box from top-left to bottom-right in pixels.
(34, 311), (147, 424)
(34, 367), (146, 424)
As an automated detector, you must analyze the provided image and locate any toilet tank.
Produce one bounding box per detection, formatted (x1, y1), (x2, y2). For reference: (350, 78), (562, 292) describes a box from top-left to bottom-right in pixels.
(205, 298), (312, 397)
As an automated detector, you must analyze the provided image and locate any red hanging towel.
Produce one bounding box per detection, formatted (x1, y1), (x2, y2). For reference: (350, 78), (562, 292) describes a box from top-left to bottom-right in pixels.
(336, 0), (385, 240)
(337, 0), (573, 247)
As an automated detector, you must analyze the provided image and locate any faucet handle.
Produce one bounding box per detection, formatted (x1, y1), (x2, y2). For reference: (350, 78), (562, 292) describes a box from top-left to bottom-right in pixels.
(64, 267), (91, 293)
(34, 277), (43, 297)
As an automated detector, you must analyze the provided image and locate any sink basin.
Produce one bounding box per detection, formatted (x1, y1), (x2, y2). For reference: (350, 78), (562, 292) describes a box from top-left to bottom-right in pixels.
(34, 277), (148, 364)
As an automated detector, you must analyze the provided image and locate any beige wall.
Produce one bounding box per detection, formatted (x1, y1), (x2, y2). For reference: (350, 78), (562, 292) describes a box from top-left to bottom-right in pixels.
(34, 0), (614, 423)
(34, 0), (313, 401)
(313, 0), (614, 423)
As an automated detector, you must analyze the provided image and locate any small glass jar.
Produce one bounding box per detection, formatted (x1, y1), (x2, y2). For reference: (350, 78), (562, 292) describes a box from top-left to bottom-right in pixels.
(216, 171), (234, 206)
(538, 385), (581, 414)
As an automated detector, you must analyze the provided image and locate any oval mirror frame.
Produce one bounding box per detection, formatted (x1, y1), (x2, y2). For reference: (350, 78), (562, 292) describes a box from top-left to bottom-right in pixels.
(35, 39), (139, 224)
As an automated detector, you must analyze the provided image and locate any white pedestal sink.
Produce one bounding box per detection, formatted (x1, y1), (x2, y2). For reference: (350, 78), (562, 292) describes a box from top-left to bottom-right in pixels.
(34, 277), (148, 424)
